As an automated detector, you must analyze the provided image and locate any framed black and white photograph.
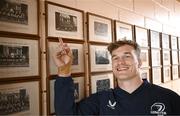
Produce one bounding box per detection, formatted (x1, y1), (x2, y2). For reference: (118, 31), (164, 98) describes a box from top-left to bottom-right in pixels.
(46, 1), (84, 40)
(152, 67), (162, 85)
(0, 80), (40, 115)
(171, 36), (178, 50)
(162, 50), (170, 66)
(151, 49), (161, 67)
(172, 50), (178, 65)
(0, 0), (39, 36)
(0, 36), (39, 79)
(89, 44), (112, 72)
(140, 48), (149, 68)
(172, 65), (179, 80)
(87, 13), (112, 43)
(163, 66), (171, 82)
(48, 41), (84, 75)
(135, 26), (148, 47)
(161, 33), (170, 49)
(114, 21), (133, 41)
(49, 76), (84, 114)
(150, 30), (160, 48)
(91, 73), (114, 94)
(139, 68), (150, 82)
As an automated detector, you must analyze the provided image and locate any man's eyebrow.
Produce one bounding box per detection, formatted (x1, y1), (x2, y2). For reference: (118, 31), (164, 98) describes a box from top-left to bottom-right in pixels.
(112, 52), (132, 58)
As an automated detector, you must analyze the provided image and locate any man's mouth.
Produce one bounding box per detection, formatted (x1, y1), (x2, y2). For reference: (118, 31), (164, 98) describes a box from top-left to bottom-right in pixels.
(116, 67), (129, 71)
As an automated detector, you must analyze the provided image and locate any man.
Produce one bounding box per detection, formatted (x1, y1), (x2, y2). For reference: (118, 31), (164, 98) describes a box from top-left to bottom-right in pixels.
(53, 38), (180, 115)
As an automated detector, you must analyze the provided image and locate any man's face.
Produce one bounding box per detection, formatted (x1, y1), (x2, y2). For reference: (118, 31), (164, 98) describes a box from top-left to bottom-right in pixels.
(111, 45), (141, 81)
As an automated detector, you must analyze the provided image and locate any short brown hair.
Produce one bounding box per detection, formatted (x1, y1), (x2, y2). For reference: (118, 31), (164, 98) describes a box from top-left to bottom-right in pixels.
(107, 40), (141, 58)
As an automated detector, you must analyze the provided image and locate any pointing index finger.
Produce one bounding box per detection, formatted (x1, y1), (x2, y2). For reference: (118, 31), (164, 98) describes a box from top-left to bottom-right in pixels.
(58, 37), (63, 45)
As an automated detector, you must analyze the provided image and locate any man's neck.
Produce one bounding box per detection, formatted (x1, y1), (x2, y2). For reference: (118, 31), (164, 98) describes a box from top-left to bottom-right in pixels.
(117, 76), (143, 94)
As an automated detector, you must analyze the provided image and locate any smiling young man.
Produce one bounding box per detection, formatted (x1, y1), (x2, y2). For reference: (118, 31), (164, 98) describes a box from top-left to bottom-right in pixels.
(54, 39), (180, 115)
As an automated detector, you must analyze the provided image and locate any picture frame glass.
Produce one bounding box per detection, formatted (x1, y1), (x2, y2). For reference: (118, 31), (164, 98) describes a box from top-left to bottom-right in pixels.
(140, 49), (149, 68)
(151, 49), (161, 66)
(150, 31), (160, 48)
(91, 73), (114, 94)
(115, 21), (132, 41)
(88, 14), (112, 43)
(152, 68), (162, 84)
(47, 3), (83, 40)
(162, 50), (170, 66)
(0, 81), (40, 115)
(0, 37), (39, 79)
(163, 66), (171, 82)
(135, 27), (148, 47)
(162, 33), (169, 49)
(90, 45), (112, 72)
(0, 0), (38, 35)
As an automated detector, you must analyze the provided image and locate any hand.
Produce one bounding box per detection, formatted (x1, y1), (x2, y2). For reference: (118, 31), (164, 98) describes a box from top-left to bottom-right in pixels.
(53, 38), (72, 77)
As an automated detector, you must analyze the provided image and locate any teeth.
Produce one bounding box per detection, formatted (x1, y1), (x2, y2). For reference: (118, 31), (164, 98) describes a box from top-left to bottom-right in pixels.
(117, 67), (128, 71)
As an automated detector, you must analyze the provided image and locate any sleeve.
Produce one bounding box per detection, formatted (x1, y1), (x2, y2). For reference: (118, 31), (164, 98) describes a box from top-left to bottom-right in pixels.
(54, 76), (100, 115)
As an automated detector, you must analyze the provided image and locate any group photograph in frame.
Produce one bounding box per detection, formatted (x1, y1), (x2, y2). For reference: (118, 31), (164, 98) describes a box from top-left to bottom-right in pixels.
(0, 36), (40, 79)
(87, 12), (112, 43)
(114, 20), (133, 41)
(135, 26), (148, 48)
(0, 0), (39, 36)
(49, 76), (85, 114)
(0, 80), (41, 115)
(90, 73), (114, 94)
(47, 40), (84, 76)
(45, 1), (84, 40)
(89, 44), (112, 72)
(150, 30), (160, 48)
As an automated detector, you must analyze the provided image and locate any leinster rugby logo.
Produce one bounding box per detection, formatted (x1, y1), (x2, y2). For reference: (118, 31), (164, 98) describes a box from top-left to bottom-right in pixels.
(150, 102), (166, 115)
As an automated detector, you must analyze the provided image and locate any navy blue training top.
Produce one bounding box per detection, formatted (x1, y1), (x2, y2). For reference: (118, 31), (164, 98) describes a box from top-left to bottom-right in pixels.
(54, 76), (180, 115)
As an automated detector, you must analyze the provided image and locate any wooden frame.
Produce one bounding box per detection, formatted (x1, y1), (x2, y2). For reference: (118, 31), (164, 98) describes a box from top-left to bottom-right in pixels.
(135, 26), (148, 47)
(0, 36), (40, 80)
(87, 12), (113, 43)
(48, 76), (85, 114)
(90, 73), (114, 94)
(47, 39), (85, 76)
(89, 44), (112, 72)
(45, 1), (84, 40)
(0, 0), (39, 37)
(150, 30), (160, 48)
(0, 80), (41, 115)
(114, 20), (133, 41)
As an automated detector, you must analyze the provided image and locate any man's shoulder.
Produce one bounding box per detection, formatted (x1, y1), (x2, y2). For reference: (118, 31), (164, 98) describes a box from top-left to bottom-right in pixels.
(148, 83), (180, 97)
